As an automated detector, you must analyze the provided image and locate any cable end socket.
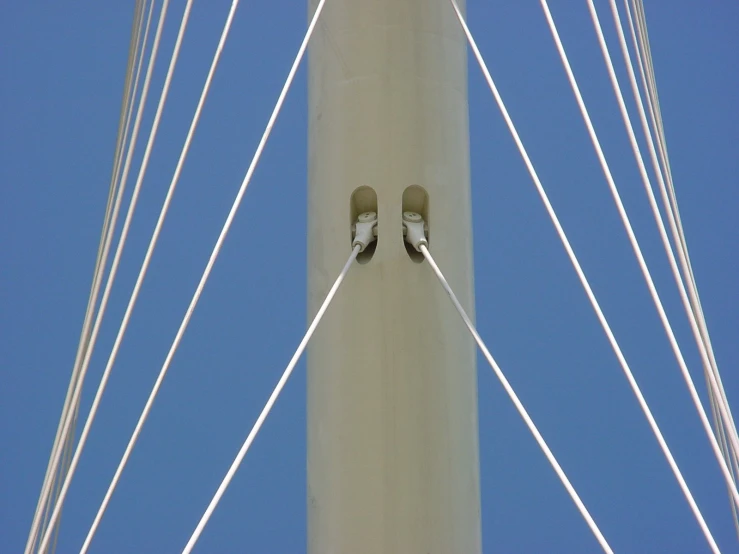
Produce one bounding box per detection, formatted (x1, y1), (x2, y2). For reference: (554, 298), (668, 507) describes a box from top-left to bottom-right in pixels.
(403, 211), (428, 251)
(352, 211), (378, 252)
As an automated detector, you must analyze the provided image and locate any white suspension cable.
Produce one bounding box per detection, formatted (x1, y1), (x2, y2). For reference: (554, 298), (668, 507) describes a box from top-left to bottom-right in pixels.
(618, 0), (736, 422)
(35, 1), (193, 551)
(540, 0), (739, 511)
(448, 1), (721, 550)
(716, 418), (739, 535)
(25, 3), (155, 553)
(631, 1), (700, 316)
(588, 0), (739, 464)
(627, 2), (677, 233)
(622, 0), (739, 532)
(182, 243), (359, 554)
(629, 8), (715, 406)
(30, 4), (159, 541)
(609, 0), (739, 510)
(622, 0), (737, 453)
(626, 0), (703, 334)
(419, 243), (612, 552)
(28, 1), (151, 541)
(36, 2), (249, 552)
(78, 1), (326, 549)
(42, 2), (156, 547)
(710, 383), (739, 536)
(44, 406), (78, 554)
(631, 0), (672, 191)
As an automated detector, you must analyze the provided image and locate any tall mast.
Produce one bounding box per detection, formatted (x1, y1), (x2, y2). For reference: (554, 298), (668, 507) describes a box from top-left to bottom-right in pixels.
(306, 0), (482, 551)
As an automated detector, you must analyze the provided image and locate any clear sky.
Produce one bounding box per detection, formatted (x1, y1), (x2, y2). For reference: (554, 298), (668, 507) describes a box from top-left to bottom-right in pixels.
(1, 1), (737, 552)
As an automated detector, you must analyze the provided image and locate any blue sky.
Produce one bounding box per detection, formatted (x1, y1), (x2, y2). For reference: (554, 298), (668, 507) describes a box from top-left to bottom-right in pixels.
(1, 1), (737, 552)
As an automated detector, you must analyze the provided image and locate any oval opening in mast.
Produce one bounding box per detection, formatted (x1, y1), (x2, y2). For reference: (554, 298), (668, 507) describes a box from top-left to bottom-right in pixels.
(402, 185), (429, 263)
(350, 186), (378, 264)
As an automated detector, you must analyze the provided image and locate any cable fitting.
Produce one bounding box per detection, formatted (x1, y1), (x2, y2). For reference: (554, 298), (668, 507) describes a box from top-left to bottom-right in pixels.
(352, 211), (378, 251)
(402, 211), (428, 251)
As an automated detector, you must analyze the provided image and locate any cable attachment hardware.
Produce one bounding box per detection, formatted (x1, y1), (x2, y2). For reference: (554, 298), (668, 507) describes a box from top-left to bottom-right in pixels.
(402, 211), (428, 251)
(352, 211), (378, 252)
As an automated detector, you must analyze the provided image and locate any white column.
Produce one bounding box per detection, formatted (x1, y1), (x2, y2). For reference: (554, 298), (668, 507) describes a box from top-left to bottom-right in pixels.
(307, 1), (481, 552)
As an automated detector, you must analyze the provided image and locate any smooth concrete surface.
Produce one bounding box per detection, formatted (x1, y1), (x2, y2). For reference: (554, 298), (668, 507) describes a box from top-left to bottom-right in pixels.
(307, 1), (482, 552)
